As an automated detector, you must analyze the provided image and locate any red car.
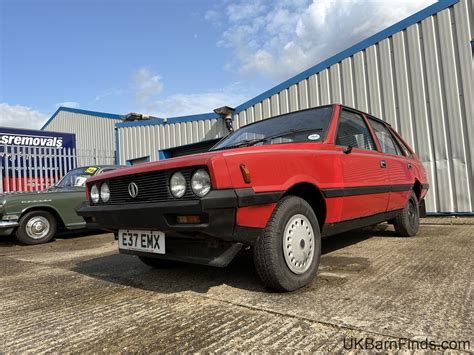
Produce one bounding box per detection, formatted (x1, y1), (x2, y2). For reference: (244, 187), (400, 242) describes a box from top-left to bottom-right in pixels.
(77, 104), (429, 291)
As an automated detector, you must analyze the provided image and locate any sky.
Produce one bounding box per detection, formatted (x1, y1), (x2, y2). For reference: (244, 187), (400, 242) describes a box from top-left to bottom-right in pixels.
(0, 0), (435, 129)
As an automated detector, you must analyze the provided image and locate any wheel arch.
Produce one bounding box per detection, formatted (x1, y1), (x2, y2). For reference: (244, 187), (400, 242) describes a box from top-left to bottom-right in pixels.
(413, 180), (423, 201)
(20, 206), (65, 229)
(282, 182), (326, 230)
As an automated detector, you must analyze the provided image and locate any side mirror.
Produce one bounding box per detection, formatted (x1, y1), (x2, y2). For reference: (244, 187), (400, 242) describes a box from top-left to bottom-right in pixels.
(343, 145), (353, 154)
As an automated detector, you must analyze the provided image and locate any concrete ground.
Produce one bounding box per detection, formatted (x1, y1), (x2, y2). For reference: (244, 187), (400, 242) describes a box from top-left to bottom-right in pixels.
(0, 218), (472, 352)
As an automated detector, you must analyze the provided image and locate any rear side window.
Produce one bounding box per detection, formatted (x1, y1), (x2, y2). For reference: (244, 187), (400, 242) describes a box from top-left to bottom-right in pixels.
(369, 119), (404, 156)
(335, 110), (376, 151)
(391, 131), (414, 159)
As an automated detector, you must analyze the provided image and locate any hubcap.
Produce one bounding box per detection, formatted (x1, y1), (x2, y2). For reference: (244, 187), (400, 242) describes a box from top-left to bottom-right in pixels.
(25, 216), (50, 240)
(283, 214), (315, 274)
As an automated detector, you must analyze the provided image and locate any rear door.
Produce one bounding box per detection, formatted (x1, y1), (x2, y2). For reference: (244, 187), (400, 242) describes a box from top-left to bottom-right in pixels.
(367, 118), (413, 212)
(334, 109), (390, 221)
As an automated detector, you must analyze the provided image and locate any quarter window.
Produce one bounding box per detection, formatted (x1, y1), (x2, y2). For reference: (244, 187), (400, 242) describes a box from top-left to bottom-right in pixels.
(369, 119), (404, 156)
(335, 110), (376, 151)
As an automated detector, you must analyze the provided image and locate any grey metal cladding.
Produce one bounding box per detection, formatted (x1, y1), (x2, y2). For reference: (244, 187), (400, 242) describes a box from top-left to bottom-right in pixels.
(229, 0), (473, 213)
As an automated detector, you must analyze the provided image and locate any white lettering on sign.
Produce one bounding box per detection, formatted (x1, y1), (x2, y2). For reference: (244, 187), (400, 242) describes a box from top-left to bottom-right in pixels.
(0, 134), (64, 148)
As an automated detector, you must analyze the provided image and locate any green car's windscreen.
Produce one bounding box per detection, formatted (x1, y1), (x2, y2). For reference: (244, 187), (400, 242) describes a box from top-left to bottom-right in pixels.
(56, 167), (98, 188)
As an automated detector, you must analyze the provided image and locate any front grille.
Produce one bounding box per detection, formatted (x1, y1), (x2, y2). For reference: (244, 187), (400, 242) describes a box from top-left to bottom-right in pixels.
(101, 167), (199, 205)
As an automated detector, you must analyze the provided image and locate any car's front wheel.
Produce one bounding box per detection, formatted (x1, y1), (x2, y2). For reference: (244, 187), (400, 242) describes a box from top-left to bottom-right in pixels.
(15, 210), (57, 245)
(393, 191), (420, 237)
(253, 196), (321, 291)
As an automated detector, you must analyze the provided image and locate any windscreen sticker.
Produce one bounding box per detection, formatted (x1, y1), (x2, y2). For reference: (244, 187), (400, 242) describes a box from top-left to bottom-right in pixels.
(84, 167), (98, 174)
(308, 134), (320, 141)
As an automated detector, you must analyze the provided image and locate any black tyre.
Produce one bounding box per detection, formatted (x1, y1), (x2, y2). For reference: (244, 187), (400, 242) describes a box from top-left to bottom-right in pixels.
(393, 191), (420, 237)
(253, 196), (321, 291)
(15, 210), (57, 245)
(138, 256), (176, 268)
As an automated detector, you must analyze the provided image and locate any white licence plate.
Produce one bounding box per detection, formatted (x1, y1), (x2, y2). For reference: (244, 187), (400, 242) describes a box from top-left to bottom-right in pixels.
(118, 229), (165, 254)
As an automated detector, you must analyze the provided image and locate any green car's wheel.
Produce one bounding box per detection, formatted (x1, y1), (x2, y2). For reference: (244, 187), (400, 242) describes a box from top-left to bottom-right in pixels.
(16, 210), (57, 245)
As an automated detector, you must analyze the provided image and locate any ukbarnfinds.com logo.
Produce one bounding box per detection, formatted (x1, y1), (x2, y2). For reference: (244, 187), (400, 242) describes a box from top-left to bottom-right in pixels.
(343, 337), (470, 351)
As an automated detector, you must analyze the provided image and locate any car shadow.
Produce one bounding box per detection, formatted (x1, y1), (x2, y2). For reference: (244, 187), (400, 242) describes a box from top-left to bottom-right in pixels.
(71, 223), (399, 294)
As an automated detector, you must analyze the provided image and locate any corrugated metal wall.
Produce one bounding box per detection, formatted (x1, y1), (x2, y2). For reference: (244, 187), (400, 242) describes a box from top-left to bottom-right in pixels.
(43, 110), (118, 164)
(116, 118), (226, 164)
(231, 0), (473, 214)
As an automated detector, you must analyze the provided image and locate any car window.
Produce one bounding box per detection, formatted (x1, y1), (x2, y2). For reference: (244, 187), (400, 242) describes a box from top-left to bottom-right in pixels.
(98, 167), (118, 174)
(211, 106), (333, 150)
(391, 131), (414, 159)
(56, 167), (98, 188)
(335, 110), (376, 151)
(368, 119), (404, 156)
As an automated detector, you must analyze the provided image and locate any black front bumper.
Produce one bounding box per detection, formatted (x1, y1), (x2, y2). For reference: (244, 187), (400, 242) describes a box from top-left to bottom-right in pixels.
(76, 189), (273, 243)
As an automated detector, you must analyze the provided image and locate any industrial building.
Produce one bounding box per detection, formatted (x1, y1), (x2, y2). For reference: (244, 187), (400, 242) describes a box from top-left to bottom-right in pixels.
(42, 0), (473, 214)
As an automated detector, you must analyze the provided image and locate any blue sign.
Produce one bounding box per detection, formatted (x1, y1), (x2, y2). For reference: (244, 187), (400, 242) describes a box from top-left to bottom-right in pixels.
(0, 127), (76, 149)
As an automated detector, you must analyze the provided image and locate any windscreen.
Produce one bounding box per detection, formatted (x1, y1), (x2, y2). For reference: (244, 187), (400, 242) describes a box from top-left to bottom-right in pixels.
(56, 167), (98, 188)
(212, 106), (333, 151)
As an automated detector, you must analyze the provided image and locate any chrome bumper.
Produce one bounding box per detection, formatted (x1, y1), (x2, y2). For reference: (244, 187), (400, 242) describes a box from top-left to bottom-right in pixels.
(0, 221), (19, 229)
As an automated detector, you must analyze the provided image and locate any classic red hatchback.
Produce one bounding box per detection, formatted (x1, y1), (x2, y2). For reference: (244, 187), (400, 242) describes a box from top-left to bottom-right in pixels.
(77, 104), (429, 291)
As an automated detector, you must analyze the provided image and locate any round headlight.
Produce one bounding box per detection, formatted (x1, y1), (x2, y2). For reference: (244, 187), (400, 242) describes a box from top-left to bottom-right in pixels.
(90, 184), (99, 203)
(100, 182), (110, 203)
(170, 172), (186, 198)
(191, 169), (211, 197)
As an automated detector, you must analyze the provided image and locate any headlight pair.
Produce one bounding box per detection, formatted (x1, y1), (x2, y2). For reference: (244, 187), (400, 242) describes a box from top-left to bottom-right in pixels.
(170, 169), (211, 198)
(90, 182), (110, 203)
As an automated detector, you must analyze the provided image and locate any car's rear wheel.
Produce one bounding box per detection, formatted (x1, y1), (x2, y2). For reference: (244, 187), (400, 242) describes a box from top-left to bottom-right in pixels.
(138, 256), (177, 268)
(253, 196), (321, 291)
(15, 210), (57, 245)
(393, 191), (420, 237)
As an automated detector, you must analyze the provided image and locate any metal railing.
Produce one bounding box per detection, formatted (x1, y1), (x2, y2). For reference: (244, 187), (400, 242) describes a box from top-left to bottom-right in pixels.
(0, 145), (115, 193)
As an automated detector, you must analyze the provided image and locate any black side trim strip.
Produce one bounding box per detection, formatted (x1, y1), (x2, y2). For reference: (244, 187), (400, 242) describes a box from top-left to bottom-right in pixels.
(422, 183), (430, 190)
(322, 184), (412, 198)
(322, 209), (402, 237)
(235, 188), (283, 207)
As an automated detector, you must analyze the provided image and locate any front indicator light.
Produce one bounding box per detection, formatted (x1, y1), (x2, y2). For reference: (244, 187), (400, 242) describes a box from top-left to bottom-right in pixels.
(240, 164), (251, 184)
(191, 169), (211, 197)
(176, 215), (202, 224)
(100, 182), (110, 203)
(170, 171), (186, 198)
(90, 184), (100, 203)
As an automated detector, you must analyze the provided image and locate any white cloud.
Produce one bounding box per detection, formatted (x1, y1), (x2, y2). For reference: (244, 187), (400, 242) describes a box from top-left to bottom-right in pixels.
(139, 82), (249, 118)
(0, 103), (48, 129)
(209, 0), (435, 81)
(132, 67), (164, 103)
(55, 101), (80, 109)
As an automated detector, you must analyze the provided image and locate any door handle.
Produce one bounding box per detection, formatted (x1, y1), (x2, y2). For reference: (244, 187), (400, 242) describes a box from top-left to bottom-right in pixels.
(380, 160), (387, 168)
(408, 163), (412, 170)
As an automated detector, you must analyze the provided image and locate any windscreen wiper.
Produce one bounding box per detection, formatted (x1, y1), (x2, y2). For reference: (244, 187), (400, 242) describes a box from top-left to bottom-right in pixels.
(212, 128), (323, 151)
(212, 138), (267, 151)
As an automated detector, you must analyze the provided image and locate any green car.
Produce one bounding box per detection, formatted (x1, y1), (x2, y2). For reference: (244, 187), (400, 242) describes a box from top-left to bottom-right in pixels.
(0, 165), (120, 245)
